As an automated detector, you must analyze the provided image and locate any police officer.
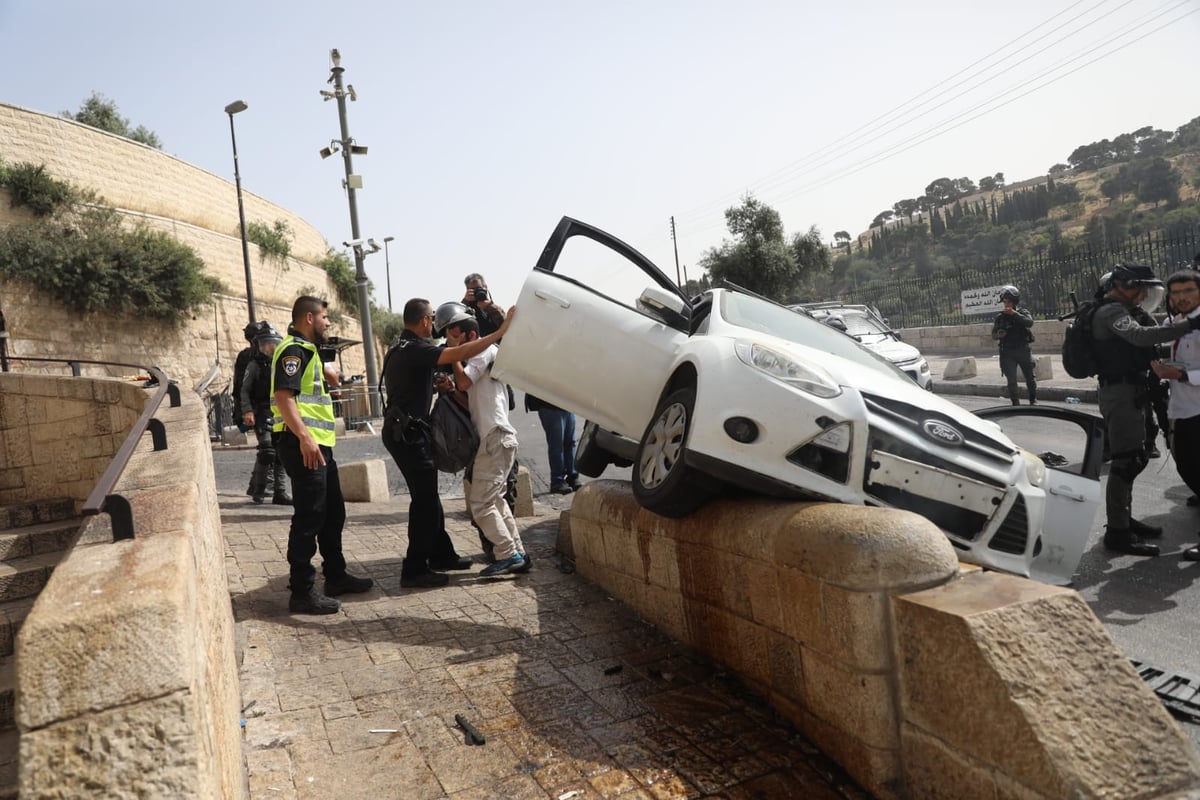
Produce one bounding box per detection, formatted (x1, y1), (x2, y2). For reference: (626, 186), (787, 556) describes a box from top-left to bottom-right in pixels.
(234, 320), (268, 496)
(240, 325), (292, 505)
(991, 286), (1037, 405)
(271, 295), (373, 614)
(1092, 264), (1200, 557)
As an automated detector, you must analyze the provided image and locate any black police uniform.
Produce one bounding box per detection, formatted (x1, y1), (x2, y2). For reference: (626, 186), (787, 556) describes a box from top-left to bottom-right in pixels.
(991, 307), (1036, 404)
(381, 330), (468, 582)
(1092, 297), (1192, 553)
(241, 351), (291, 504)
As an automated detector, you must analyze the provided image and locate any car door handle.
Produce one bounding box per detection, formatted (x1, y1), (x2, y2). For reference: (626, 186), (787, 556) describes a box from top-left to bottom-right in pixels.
(533, 290), (570, 309)
(1048, 485), (1086, 502)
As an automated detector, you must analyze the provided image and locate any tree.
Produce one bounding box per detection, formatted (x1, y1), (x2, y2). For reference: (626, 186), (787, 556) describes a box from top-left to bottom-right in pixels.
(62, 92), (162, 149)
(1048, 163), (1070, 177)
(893, 198), (920, 222)
(1132, 157), (1181, 207)
(790, 225), (832, 296)
(871, 210), (894, 229)
(924, 177), (958, 207)
(953, 176), (977, 196)
(698, 195), (799, 300)
(979, 176), (997, 192)
(833, 230), (851, 253)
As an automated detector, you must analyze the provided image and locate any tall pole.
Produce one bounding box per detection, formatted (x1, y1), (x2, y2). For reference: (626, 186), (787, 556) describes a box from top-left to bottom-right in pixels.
(670, 216), (682, 288)
(225, 100), (255, 324)
(327, 50), (381, 417)
(383, 236), (395, 313)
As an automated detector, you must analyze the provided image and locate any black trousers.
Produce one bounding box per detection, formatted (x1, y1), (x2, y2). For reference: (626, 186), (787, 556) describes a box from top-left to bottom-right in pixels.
(999, 347), (1036, 401)
(277, 431), (347, 591)
(1172, 414), (1200, 499)
(382, 422), (461, 574)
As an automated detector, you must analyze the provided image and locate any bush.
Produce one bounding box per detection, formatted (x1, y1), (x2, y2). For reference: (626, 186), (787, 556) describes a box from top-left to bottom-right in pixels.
(244, 219), (292, 266)
(318, 249), (363, 312)
(0, 160), (74, 216)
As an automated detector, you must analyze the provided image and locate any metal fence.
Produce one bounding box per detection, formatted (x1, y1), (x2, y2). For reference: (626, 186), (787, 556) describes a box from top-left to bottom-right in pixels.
(835, 226), (1200, 328)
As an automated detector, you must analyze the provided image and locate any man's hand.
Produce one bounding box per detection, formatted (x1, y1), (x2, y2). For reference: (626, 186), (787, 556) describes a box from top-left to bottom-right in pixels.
(996, 329), (1007, 338)
(1002, 307), (1015, 315)
(496, 305), (517, 336)
(299, 432), (325, 469)
(243, 410), (255, 425)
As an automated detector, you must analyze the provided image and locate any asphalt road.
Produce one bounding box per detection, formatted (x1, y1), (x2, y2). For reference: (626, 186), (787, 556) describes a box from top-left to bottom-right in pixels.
(212, 395), (1199, 747)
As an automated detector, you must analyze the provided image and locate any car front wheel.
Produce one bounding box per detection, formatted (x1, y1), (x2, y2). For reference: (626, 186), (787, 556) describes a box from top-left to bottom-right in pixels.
(633, 387), (709, 518)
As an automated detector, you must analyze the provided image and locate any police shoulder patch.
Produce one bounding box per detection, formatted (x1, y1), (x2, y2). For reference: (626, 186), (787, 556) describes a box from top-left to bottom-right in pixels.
(281, 355), (302, 377)
(1113, 315), (1137, 332)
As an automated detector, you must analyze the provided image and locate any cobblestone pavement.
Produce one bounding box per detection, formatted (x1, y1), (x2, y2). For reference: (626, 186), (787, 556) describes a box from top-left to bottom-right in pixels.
(223, 488), (870, 799)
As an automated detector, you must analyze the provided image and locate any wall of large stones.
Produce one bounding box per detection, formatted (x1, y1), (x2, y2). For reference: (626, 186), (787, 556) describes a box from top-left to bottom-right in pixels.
(0, 103), (368, 391)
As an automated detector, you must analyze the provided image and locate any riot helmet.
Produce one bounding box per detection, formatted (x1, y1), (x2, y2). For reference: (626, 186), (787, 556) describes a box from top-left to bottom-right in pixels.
(1103, 263), (1164, 314)
(998, 285), (1020, 305)
(433, 301), (474, 337)
(243, 320), (268, 343)
(254, 324), (282, 355)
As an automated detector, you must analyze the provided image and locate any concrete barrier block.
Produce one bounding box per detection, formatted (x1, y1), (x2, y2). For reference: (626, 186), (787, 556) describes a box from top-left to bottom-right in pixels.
(942, 356), (977, 380)
(220, 426), (247, 446)
(339, 459), (389, 503)
(1033, 354), (1054, 380)
(514, 464), (534, 517)
(334, 417), (346, 438)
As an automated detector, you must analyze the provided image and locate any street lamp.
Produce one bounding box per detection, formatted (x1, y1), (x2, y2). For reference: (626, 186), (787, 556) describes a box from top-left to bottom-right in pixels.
(382, 236), (395, 312)
(320, 48), (382, 417)
(224, 99), (255, 324)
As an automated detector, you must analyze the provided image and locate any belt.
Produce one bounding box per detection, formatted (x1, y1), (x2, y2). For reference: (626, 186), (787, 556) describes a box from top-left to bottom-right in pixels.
(1098, 374), (1148, 387)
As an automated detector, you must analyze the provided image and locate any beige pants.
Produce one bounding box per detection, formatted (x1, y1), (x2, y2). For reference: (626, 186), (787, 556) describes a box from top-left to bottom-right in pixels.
(467, 427), (524, 561)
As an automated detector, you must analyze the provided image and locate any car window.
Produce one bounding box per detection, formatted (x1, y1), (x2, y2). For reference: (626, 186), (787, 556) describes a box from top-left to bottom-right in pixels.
(842, 312), (886, 337)
(978, 413), (1091, 476)
(720, 293), (908, 380)
(547, 234), (659, 312)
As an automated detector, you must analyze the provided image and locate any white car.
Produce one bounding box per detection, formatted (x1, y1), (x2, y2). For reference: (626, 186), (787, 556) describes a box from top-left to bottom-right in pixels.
(495, 217), (1104, 585)
(791, 302), (933, 390)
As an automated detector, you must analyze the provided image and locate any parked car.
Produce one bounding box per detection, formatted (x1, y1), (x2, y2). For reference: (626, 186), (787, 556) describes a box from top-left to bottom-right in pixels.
(790, 302), (933, 390)
(494, 217), (1103, 585)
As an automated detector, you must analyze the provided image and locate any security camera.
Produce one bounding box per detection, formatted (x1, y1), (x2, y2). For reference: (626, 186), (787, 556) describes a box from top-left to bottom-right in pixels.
(343, 239), (366, 248)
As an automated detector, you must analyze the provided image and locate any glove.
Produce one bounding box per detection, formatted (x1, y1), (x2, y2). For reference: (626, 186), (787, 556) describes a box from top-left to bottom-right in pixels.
(1189, 316), (1200, 330)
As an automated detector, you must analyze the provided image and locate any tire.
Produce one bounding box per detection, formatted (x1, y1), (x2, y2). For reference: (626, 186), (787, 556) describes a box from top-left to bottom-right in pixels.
(632, 387), (709, 518)
(575, 420), (613, 478)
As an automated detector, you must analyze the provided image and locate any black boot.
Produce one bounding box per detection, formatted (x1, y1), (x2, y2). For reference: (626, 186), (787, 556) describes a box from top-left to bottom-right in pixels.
(1028, 386), (1037, 405)
(1103, 527), (1159, 557)
(249, 456), (270, 504)
(269, 462), (293, 505)
(289, 587), (340, 614)
(1128, 518), (1163, 539)
(324, 571), (374, 596)
(1183, 544), (1200, 561)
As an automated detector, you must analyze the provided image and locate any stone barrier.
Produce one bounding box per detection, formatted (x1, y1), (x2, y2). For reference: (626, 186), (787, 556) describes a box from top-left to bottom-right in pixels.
(565, 481), (1200, 799)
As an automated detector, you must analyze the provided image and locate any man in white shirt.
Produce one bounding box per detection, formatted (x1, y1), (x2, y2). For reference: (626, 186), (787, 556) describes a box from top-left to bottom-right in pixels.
(1151, 269), (1200, 561)
(444, 316), (530, 576)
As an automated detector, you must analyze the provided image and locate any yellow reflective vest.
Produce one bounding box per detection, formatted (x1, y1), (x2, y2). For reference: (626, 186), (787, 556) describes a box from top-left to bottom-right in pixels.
(270, 335), (336, 446)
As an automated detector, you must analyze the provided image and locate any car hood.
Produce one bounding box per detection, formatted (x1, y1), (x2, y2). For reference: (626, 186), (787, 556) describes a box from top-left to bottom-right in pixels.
(862, 337), (922, 364)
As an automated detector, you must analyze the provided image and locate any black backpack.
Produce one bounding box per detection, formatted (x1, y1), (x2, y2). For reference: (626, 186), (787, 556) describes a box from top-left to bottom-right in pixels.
(428, 394), (480, 473)
(1061, 301), (1100, 379)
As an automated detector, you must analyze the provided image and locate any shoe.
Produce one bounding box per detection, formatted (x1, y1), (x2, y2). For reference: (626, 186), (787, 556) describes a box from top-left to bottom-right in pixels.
(1183, 544), (1200, 561)
(1028, 398), (1038, 405)
(551, 483), (573, 495)
(1010, 399), (1020, 406)
(480, 554), (526, 577)
(511, 553), (533, 573)
(289, 588), (341, 615)
(252, 495), (265, 505)
(568, 475), (582, 491)
(430, 556), (474, 571)
(1102, 528), (1160, 557)
(1147, 446), (1161, 459)
(1187, 495), (1200, 507)
(324, 572), (374, 596)
(1128, 518), (1163, 539)
(400, 571), (449, 588)
(273, 494), (293, 506)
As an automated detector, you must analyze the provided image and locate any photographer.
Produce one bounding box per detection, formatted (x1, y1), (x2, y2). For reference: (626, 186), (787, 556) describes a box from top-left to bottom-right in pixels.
(381, 298), (515, 588)
(463, 273), (505, 337)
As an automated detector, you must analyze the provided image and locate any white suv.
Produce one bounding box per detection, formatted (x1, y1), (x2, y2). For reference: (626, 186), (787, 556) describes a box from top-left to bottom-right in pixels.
(791, 302), (932, 390)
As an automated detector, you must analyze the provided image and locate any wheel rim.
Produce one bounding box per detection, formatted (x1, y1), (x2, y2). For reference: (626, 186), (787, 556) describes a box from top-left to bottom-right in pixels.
(639, 401), (687, 489)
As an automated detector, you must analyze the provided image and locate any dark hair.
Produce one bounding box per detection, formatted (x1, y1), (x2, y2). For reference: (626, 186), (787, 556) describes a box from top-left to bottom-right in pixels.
(1166, 270), (1200, 289)
(463, 273), (486, 287)
(291, 295), (327, 324)
(446, 317), (479, 338)
(403, 298), (431, 325)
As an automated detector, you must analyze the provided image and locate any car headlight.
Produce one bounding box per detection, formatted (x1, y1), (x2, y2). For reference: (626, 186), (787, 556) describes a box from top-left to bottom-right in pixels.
(734, 341), (841, 399)
(1020, 449), (1046, 488)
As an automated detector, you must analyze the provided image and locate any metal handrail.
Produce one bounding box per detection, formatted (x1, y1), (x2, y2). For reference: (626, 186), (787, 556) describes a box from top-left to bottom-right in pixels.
(4, 357), (181, 541)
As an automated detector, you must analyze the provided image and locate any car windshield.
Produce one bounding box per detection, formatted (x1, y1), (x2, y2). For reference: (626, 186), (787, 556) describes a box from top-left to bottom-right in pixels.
(718, 293), (908, 380)
(840, 311), (889, 339)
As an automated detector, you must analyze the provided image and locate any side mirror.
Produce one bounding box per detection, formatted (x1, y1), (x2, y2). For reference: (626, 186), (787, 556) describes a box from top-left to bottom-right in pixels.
(637, 286), (689, 328)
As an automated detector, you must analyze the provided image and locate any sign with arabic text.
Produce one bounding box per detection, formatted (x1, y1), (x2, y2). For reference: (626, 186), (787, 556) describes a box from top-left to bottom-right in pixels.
(961, 285), (1007, 316)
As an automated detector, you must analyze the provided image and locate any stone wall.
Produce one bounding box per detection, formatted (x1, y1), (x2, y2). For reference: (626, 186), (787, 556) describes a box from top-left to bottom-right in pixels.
(0, 372), (142, 505)
(0, 103), (369, 392)
(565, 482), (1200, 799)
(15, 376), (245, 798)
(898, 319), (1067, 356)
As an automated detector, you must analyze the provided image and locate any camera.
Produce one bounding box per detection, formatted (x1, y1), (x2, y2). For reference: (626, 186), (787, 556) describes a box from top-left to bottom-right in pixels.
(472, 287), (488, 302)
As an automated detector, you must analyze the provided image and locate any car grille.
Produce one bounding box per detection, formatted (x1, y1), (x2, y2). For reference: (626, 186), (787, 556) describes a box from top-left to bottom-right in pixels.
(863, 427), (1003, 540)
(988, 496), (1029, 555)
(862, 394), (1016, 464)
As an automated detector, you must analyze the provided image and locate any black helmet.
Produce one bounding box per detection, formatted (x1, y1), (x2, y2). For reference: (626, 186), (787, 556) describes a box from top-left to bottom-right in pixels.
(243, 320), (267, 342)
(1107, 262), (1162, 290)
(433, 301), (474, 337)
(999, 285), (1020, 304)
(254, 324), (282, 350)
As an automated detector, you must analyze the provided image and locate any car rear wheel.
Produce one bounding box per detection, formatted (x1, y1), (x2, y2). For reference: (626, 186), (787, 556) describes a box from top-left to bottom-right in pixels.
(633, 387), (709, 518)
(575, 420), (612, 478)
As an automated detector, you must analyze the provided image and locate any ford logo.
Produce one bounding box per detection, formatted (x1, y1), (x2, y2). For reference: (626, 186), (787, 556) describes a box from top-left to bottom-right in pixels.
(921, 420), (964, 446)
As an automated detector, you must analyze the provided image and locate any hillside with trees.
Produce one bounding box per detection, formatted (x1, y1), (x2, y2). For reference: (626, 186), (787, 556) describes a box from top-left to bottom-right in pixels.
(696, 115), (1200, 326)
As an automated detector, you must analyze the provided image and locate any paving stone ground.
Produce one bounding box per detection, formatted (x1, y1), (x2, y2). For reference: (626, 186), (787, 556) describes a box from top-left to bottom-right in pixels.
(223, 491), (870, 799)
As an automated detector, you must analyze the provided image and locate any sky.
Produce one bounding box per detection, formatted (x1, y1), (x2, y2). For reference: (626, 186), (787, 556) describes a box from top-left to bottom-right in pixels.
(1, 0), (1197, 313)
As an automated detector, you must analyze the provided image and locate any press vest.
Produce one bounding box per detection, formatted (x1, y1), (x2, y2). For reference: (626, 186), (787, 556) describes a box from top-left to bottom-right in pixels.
(271, 335), (336, 446)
